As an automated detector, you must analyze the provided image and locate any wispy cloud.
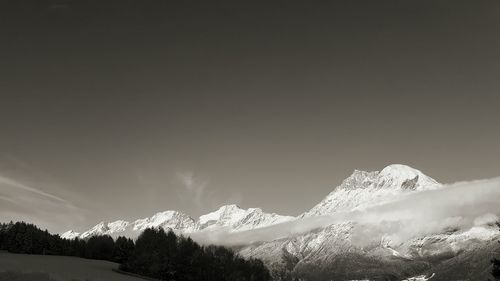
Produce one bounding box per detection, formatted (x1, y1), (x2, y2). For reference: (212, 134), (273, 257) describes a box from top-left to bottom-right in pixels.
(0, 175), (70, 204)
(0, 173), (83, 232)
(176, 171), (208, 209)
(175, 171), (245, 212)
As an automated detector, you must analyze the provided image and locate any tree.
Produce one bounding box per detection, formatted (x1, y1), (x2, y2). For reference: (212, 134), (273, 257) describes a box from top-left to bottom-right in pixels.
(492, 222), (500, 280)
(122, 227), (271, 281)
(492, 258), (500, 280)
(86, 235), (115, 260)
(113, 236), (134, 263)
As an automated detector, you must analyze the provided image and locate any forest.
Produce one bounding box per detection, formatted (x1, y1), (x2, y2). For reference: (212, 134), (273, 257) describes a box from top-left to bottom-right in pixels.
(0, 221), (271, 281)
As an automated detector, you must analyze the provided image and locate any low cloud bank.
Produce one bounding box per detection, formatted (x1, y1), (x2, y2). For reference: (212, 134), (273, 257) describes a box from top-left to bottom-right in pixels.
(191, 177), (500, 246)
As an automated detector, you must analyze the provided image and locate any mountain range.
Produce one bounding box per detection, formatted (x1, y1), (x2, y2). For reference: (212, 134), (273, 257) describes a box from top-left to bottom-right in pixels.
(62, 204), (294, 240)
(62, 164), (500, 281)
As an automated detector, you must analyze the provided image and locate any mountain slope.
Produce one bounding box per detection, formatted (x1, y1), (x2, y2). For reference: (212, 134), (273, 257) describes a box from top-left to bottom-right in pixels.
(238, 165), (500, 280)
(61, 164), (500, 280)
(132, 210), (196, 232)
(64, 205), (293, 239)
(197, 204), (294, 231)
(302, 164), (441, 217)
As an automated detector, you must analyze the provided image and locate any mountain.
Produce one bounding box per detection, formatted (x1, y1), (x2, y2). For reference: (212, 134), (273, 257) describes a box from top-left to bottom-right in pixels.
(132, 210), (196, 232)
(61, 164), (500, 280)
(197, 204), (294, 231)
(79, 220), (129, 239)
(237, 165), (500, 280)
(302, 164), (441, 217)
(60, 230), (80, 240)
(63, 205), (293, 240)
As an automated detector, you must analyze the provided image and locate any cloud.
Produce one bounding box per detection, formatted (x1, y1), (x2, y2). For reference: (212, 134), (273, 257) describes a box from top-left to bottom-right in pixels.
(0, 174), (83, 232)
(191, 177), (500, 246)
(0, 175), (70, 204)
(176, 171), (208, 209)
(176, 171), (246, 213)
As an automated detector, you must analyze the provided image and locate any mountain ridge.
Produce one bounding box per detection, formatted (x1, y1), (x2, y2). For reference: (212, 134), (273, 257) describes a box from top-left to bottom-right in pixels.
(60, 164), (500, 280)
(62, 204), (294, 240)
(62, 164), (441, 239)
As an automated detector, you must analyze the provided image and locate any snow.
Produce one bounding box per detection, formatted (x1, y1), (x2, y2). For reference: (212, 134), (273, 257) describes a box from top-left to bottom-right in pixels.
(402, 274), (435, 281)
(63, 164), (443, 240)
(377, 164), (440, 190)
(64, 161), (496, 277)
(198, 204), (248, 229)
(107, 220), (129, 232)
(197, 204), (294, 231)
(60, 230), (80, 240)
(302, 164), (441, 217)
(59, 164), (500, 281)
(63, 205), (292, 239)
(132, 210), (195, 232)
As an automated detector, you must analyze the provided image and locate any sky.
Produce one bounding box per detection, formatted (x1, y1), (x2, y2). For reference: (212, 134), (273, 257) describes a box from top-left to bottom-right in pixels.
(0, 0), (499, 233)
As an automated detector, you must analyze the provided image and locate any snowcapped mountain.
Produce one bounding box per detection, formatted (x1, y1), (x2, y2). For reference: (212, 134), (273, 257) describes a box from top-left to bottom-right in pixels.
(198, 204), (248, 230)
(132, 210), (196, 232)
(302, 164), (441, 217)
(79, 220), (130, 239)
(60, 163), (500, 280)
(238, 164), (500, 280)
(63, 205), (292, 239)
(61, 164), (444, 241)
(197, 204), (294, 231)
(61, 230), (80, 240)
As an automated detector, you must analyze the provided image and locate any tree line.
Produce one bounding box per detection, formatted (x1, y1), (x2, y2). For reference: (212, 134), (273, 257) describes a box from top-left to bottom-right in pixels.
(0, 221), (134, 262)
(0, 221), (271, 281)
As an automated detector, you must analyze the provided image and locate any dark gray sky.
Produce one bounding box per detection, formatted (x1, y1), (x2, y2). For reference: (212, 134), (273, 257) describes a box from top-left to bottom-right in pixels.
(1, 0), (499, 232)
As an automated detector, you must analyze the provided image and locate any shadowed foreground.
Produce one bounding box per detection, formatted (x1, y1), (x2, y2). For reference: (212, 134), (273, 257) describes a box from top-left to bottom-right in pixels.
(0, 251), (144, 281)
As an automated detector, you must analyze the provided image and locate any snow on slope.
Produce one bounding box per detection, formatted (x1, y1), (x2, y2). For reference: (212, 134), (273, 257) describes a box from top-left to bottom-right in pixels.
(197, 204), (294, 231)
(302, 164), (441, 217)
(238, 166), (500, 280)
(62, 164), (438, 240)
(198, 204), (248, 230)
(63, 206), (292, 239)
(133, 211), (196, 232)
(60, 164), (500, 280)
(80, 220), (130, 239)
(60, 230), (80, 240)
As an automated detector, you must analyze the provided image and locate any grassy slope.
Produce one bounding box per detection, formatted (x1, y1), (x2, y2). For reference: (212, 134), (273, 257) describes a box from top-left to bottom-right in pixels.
(0, 251), (145, 281)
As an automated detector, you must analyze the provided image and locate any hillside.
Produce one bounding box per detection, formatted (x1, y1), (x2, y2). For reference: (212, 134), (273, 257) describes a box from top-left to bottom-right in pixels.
(0, 251), (144, 281)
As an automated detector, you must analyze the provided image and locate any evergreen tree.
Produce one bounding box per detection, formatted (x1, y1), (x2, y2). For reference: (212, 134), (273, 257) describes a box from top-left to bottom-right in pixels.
(86, 235), (115, 260)
(492, 223), (500, 280)
(113, 236), (134, 263)
(492, 257), (500, 280)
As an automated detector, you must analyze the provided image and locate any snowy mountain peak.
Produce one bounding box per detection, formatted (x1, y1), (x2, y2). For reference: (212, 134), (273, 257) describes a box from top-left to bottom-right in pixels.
(63, 205), (292, 239)
(218, 204), (244, 213)
(79, 220), (131, 239)
(133, 210), (195, 232)
(60, 230), (80, 240)
(377, 164), (440, 190)
(80, 221), (110, 239)
(302, 164), (441, 217)
(198, 204), (247, 230)
(339, 169), (379, 190)
(380, 164), (421, 177)
(197, 204), (294, 231)
(107, 220), (129, 232)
